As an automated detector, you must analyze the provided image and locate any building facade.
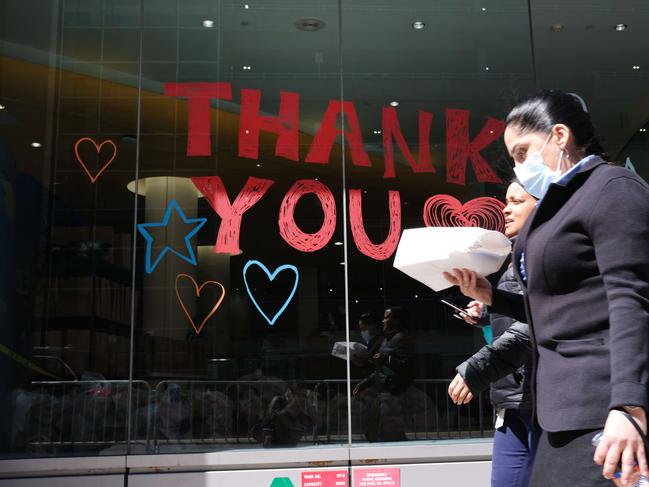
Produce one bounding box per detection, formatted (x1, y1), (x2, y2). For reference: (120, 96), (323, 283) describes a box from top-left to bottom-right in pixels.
(0, 0), (648, 485)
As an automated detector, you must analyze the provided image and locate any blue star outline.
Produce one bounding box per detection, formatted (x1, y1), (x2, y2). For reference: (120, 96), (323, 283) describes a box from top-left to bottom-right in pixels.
(137, 199), (207, 274)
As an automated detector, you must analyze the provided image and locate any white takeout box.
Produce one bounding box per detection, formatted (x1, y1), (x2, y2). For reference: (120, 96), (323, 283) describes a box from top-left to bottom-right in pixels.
(331, 341), (368, 361)
(393, 227), (511, 292)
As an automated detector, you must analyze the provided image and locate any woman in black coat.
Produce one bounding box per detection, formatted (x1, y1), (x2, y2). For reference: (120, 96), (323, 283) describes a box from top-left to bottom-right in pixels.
(444, 90), (649, 487)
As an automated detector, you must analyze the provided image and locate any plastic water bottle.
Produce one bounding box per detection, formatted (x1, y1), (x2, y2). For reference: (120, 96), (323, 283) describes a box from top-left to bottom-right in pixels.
(592, 431), (649, 486)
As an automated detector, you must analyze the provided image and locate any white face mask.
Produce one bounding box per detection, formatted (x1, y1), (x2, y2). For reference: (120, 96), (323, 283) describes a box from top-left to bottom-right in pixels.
(513, 132), (565, 199)
(361, 329), (371, 343)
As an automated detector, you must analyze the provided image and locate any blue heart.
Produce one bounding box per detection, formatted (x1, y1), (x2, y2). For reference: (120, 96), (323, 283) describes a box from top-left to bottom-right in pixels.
(243, 260), (299, 326)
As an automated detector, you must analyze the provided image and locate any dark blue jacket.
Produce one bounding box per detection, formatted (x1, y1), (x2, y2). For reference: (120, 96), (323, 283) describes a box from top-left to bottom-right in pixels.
(457, 265), (533, 411)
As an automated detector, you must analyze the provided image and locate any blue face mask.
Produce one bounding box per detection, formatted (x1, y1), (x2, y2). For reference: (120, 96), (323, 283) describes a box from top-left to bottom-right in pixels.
(361, 329), (371, 344)
(514, 132), (565, 199)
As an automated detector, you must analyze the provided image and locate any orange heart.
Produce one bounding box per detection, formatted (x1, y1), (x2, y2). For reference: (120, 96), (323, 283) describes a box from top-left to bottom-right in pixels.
(74, 137), (117, 183)
(175, 274), (226, 335)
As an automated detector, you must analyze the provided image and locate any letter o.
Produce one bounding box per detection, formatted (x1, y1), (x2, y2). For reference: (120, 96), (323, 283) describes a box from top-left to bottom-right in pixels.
(278, 179), (336, 252)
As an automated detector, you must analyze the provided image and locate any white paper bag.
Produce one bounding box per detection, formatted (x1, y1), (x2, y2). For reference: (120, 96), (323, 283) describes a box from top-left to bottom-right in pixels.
(331, 341), (368, 361)
(393, 227), (511, 292)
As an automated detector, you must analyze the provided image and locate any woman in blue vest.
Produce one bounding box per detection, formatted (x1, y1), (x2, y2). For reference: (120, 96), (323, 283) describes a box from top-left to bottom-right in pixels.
(450, 179), (539, 487)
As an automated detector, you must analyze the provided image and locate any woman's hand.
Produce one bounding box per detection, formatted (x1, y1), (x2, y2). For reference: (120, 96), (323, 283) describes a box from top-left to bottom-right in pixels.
(461, 301), (485, 325)
(448, 373), (474, 405)
(443, 268), (494, 305)
(593, 408), (649, 486)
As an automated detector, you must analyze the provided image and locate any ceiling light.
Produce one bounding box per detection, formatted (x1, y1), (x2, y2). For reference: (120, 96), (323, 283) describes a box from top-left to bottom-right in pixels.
(640, 128), (647, 133)
(389, 101), (399, 107)
(0, 104), (5, 110)
(412, 21), (425, 30)
(632, 65), (640, 70)
(339, 261), (345, 265)
(295, 17), (326, 32)
(551, 23), (565, 32)
(485, 66), (490, 71)
(354, 300), (359, 304)
(615, 23), (627, 31)
(329, 288), (333, 292)
(481, 7), (487, 11)
(202, 19), (214, 28)
(256, 163), (262, 167)
(334, 241), (343, 246)
(31, 142), (42, 148)
(414, 295), (419, 299)
(242, 65), (252, 70)
(244, 3), (250, 8)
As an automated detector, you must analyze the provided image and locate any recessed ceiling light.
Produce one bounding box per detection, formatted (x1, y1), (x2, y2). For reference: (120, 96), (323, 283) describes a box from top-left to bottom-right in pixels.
(202, 19), (214, 28)
(640, 128), (647, 133)
(339, 261), (345, 265)
(412, 21), (425, 30)
(373, 130), (382, 134)
(414, 294), (419, 299)
(632, 65), (640, 70)
(0, 104), (5, 110)
(389, 101), (399, 107)
(485, 66), (490, 71)
(31, 142), (42, 148)
(256, 163), (262, 167)
(334, 241), (343, 246)
(244, 3), (250, 8)
(551, 23), (565, 32)
(481, 7), (487, 11)
(329, 288), (333, 292)
(242, 65), (252, 70)
(295, 17), (326, 32)
(354, 300), (359, 304)
(615, 23), (627, 31)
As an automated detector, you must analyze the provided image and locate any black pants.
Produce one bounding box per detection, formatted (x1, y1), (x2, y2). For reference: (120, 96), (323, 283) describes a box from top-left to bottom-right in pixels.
(530, 429), (612, 486)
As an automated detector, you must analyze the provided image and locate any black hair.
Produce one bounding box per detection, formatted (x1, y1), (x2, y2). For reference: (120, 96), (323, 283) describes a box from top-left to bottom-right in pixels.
(506, 176), (538, 199)
(505, 90), (609, 160)
(386, 306), (409, 329)
(359, 311), (380, 328)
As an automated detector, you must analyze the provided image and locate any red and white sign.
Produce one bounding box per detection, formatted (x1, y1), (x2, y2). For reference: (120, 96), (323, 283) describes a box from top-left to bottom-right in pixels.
(301, 470), (348, 487)
(353, 468), (400, 487)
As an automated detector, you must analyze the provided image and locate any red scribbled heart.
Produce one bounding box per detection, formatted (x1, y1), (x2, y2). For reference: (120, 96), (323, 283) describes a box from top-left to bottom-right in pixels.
(74, 137), (117, 183)
(175, 274), (226, 335)
(423, 194), (505, 232)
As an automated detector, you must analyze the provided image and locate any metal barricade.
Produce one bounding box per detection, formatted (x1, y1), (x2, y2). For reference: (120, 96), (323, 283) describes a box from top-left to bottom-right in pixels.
(21, 380), (151, 454)
(17, 378), (492, 453)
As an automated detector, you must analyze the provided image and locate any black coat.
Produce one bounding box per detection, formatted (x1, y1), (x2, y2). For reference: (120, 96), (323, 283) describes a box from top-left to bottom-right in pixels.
(492, 157), (649, 432)
(457, 265), (533, 411)
(356, 329), (414, 395)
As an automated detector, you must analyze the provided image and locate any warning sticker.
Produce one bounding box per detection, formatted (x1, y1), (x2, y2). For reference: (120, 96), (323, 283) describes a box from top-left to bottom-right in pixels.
(301, 470), (348, 487)
(352, 468), (400, 487)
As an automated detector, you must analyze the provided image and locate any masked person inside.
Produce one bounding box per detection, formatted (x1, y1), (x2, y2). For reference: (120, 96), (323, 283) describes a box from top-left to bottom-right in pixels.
(449, 179), (540, 487)
(444, 90), (649, 487)
(353, 306), (414, 441)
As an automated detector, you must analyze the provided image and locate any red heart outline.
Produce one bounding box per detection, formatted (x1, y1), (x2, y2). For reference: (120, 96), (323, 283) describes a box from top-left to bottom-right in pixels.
(423, 194), (505, 232)
(74, 137), (117, 183)
(175, 274), (226, 335)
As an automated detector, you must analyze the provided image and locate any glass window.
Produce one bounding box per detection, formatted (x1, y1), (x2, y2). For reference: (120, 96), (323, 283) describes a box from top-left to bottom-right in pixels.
(0, 0), (647, 462)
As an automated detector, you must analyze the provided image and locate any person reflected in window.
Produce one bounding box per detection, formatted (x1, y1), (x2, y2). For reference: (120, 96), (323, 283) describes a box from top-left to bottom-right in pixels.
(444, 90), (649, 487)
(353, 306), (414, 442)
(351, 312), (384, 371)
(448, 179), (540, 487)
